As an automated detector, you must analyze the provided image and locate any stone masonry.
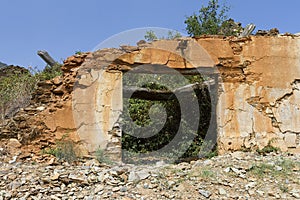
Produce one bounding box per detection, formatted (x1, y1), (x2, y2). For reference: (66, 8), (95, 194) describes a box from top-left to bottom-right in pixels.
(74, 36), (300, 156)
(1, 35), (300, 159)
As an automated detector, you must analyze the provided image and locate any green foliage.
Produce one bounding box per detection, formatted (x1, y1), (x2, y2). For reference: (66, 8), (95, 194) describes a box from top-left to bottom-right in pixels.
(248, 163), (274, 178)
(42, 147), (60, 157)
(121, 73), (213, 162)
(42, 135), (78, 163)
(279, 184), (289, 193)
(203, 148), (218, 159)
(0, 64), (62, 120)
(166, 31), (182, 40)
(188, 166), (215, 180)
(200, 168), (215, 179)
(185, 0), (239, 36)
(75, 50), (83, 55)
(144, 30), (158, 42)
(144, 30), (182, 42)
(248, 158), (299, 180)
(37, 63), (62, 81)
(0, 70), (39, 120)
(95, 147), (114, 165)
(257, 140), (280, 155)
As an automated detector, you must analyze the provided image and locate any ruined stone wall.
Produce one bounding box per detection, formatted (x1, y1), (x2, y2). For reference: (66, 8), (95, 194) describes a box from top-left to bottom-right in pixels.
(72, 39), (216, 160)
(1, 36), (300, 158)
(195, 36), (300, 154)
(73, 36), (300, 156)
(0, 53), (89, 154)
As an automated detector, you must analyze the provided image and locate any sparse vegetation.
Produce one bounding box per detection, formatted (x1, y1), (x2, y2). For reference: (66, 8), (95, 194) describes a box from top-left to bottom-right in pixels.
(197, 140), (218, 159)
(248, 158), (299, 180)
(42, 135), (78, 163)
(37, 63), (62, 81)
(248, 163), (274, 178)
(0, 64), (62, 121)
(257, 140), (280, 155)
(187, 166), (215, 181)
(279, 184), (289, 193)
(144, 30), (182, 42)
(95, 147), (114, 165)
(166, 31), (182, 40)
(144, 30), (158, 42)
(247, 159), (298, 194)
(75, 50), (83, 55)
(200, 168), (215, 179)
(0, 70), (38, 120)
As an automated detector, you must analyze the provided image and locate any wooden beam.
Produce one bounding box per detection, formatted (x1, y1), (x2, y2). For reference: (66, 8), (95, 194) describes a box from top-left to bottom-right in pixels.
(113, 64), (218, 75)
(37, 50), (58, 67)
(123, 82), (209, 101)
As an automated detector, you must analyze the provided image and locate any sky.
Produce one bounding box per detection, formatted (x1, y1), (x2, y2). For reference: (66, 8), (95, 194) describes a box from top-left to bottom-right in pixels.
(1, 0), (300, 69)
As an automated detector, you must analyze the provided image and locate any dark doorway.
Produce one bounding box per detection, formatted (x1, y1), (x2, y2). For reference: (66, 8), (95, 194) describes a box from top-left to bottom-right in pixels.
(121, 65), (218, 164)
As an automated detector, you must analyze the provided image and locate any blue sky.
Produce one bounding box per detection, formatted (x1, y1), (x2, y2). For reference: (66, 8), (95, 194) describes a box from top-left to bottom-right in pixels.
(1, 0), (300, 69)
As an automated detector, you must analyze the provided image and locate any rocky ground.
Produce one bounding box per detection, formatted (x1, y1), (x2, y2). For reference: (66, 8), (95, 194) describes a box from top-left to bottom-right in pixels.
(0, 150), (299, 200)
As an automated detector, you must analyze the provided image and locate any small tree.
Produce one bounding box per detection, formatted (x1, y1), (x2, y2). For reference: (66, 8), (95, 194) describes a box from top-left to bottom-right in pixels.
(144, 30), (158, 42)
(166, 31), (182, 40)
(185, 0), (233, 36)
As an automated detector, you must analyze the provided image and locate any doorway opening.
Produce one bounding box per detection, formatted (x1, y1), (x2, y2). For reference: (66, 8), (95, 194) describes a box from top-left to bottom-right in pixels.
(121, 65), (217, 164)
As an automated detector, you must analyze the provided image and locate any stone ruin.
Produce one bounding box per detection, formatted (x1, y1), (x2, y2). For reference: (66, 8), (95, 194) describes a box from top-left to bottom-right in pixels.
(1, 35), (300, 161)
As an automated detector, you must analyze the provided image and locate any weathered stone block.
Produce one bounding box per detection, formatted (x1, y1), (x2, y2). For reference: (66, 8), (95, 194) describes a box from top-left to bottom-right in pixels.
(284, 133), (297, 148)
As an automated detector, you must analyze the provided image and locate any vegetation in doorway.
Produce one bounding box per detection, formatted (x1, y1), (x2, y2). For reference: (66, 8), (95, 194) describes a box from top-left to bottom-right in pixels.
(121, 72), (215, 163)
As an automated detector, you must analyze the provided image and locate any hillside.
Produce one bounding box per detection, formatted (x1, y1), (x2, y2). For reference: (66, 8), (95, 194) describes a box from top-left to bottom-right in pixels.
(0, 61), (7, 69)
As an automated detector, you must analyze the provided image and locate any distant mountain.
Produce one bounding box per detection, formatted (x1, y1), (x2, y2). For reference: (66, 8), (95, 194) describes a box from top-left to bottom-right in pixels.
(0, 61), (8, 69)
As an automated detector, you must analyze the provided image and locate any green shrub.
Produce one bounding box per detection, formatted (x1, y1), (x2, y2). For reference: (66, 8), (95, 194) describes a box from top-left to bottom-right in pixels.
(248, 163), (274, 178)
(37, 63), (62, 81)
(248, 158), (299, 180)
(144, 30), (182, 42)
(0, 64), (62, 120)
(95, 147), (113, 165)
(185, 0), (241, 36)
(0, 71), (38, 120)
(75, 50), (83, 55)
(144, 30), (158, 42)
(42, 135), (78, 163)
(257, 140), (280, 155)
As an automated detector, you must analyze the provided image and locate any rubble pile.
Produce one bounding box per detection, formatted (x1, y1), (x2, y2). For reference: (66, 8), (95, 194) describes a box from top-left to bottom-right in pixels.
(255, 28), (280, 36)
(0, 151), (299, 199)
